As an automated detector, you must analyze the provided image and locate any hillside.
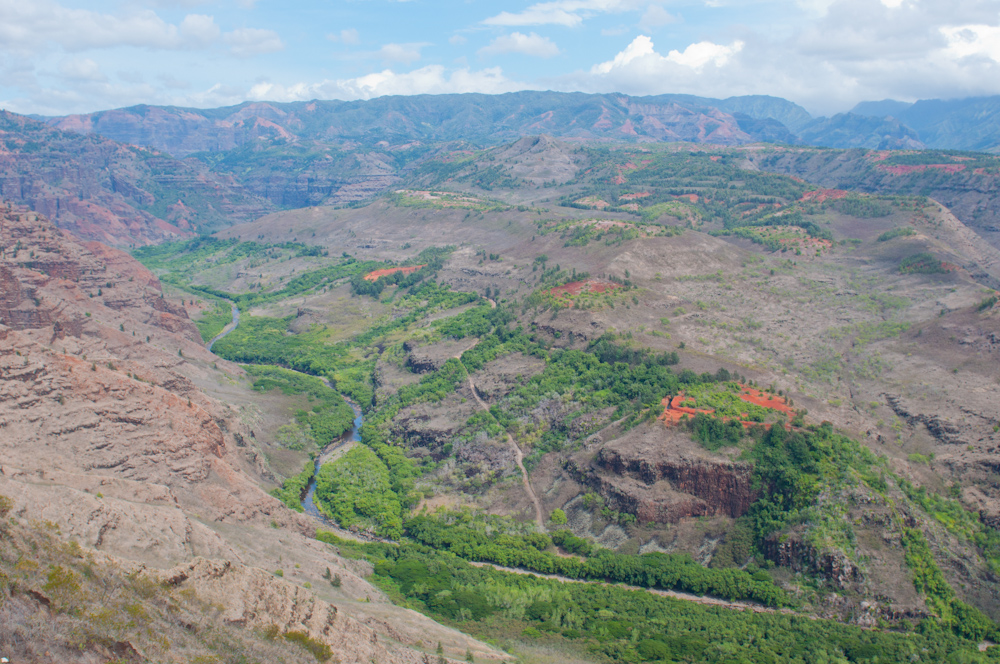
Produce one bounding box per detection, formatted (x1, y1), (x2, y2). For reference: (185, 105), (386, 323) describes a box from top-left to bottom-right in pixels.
(5, 127), (1000, 661)
(42, 93), (1000, 159)
(8, 94), (1000, 250)
(109, 138), (1000, 660)
(0, 111), (271, 245)
(745, 146), (1000, 252)
(0, 203), (501, 663)
(45, 92), (807, 157)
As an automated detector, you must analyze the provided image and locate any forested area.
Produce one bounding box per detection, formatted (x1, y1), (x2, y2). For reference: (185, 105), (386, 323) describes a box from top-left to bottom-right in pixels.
(313, 530), (998, 664)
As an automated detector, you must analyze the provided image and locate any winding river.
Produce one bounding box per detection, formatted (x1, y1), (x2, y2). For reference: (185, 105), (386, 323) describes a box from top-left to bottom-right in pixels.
(301, 401), (363, 521)
(205, 303), (363, 526)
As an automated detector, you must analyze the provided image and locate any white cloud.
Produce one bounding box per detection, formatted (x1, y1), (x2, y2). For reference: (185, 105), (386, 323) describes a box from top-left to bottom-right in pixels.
(941, 24), (1000, 62)
(591, 34), (654, 73)
(478, 32), (560, 58)
(158, 73), (191, 89)
(483, 0), (648, 28)
(245, 65), (528, 102)
(590, 34), (740, 74)
(180, 14), (221, 46)
(58, 57), (105, 81)
(377, 42), (429, 64)
(328, 28), (360, 45)
(449, 34), (467, 45)
(224, 27), (284, 57)
(0, 0), (223, 52)
(667, 39), (742, 68)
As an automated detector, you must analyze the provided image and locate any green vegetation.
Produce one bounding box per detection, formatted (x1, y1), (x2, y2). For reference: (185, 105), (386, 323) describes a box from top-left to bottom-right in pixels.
(314, 446), (406, 539)
(834, 196), (893, 218)
(388, 189), (510, 210)
(677, 381), (782, 422)
(194, 301), (233, 342)
(902, 528), (996, 641)
(899, 253), (950, 274)
(247, 365), (355, 446)
(641, 200), (701, 222)
(349, 246), (454, 297)
(269, 459), (315, 512)
(312, 529), (997, 664)
(877, 226), (917, 242)
(211, 280), (477, 405)
(404, 512), (787, 606)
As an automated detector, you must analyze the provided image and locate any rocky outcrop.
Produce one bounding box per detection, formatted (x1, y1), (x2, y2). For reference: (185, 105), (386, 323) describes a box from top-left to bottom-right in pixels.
(566, 427), (757, 523)
(0, 111), (271, 245)
(762, 534), (863, 588)
(884, 393), (966, 446)
(160, 558), (429, 664)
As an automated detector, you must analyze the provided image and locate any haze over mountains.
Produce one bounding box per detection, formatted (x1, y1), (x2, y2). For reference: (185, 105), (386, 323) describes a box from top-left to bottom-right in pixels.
(0, 90), (995, 248)
(40, 91), (1000, 155)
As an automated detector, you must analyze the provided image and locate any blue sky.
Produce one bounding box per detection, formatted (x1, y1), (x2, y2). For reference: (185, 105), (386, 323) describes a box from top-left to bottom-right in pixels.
(2, 0), (1000, 116)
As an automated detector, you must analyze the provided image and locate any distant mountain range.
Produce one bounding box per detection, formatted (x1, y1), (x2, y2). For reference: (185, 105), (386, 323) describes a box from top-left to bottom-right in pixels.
(39, 91), (1000, 156)
(3, 90), (999, 245)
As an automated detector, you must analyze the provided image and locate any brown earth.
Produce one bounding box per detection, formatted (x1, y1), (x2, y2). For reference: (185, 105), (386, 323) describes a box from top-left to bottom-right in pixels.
(0, 204), (506, 662)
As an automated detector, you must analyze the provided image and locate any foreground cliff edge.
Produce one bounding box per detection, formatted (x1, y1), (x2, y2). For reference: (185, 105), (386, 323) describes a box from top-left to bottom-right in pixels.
(0, 203), (504, 663)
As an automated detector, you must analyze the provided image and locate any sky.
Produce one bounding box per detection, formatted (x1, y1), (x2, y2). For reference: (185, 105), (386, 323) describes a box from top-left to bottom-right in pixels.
(2, 0), (1000, 117)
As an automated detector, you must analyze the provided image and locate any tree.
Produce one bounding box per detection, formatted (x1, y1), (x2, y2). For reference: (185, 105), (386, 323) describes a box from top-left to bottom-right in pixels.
(550, 508), (568, 525)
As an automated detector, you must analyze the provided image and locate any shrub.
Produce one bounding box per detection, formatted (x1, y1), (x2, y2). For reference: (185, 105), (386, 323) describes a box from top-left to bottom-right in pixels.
(283, 630), (332, 662)
(0, 494), (13, 518)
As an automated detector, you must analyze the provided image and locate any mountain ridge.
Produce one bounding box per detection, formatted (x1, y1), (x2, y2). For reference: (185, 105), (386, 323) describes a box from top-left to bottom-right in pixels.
(39, 91), (1000, 156)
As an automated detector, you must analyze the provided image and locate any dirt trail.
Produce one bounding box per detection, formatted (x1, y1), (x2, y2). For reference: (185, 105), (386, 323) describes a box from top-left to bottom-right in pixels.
(453, 328), (544, 529)
(468, 562), (784, 615)
(465, 375), (545, 528)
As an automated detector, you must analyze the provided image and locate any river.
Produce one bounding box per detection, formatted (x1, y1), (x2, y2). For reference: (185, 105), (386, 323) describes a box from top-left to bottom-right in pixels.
(301, 401), (363, 521)
(205, 302), (363, 526)
(206, 303), (240, 352)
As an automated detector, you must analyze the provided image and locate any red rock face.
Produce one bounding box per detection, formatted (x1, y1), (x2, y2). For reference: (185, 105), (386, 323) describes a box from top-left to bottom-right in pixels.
(0, 204), (312, 547)
(566, 431), (758, 524)
(0, 111), (270, 246)
(0, 204), (197, 339)
(595, 446), (758, 521)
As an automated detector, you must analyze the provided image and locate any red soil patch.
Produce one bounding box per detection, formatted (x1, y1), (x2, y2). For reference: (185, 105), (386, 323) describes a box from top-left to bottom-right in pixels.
(800, 189), (849, 203)
(710, 156), (721, 162)
(678, 194), (699, 203)
(659, 394), (714, 425)
(735, 385), (796, 418)
(866, 151), (891, 162)
(548, 279), (623, 298)
(620, 192), (652, 201)
(621, 203), (639, 212)
(363, 265), (426, 282)
(660, 384), (797, 430)
(940, 262), (960, 272)
(878, 164), (966, 175)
